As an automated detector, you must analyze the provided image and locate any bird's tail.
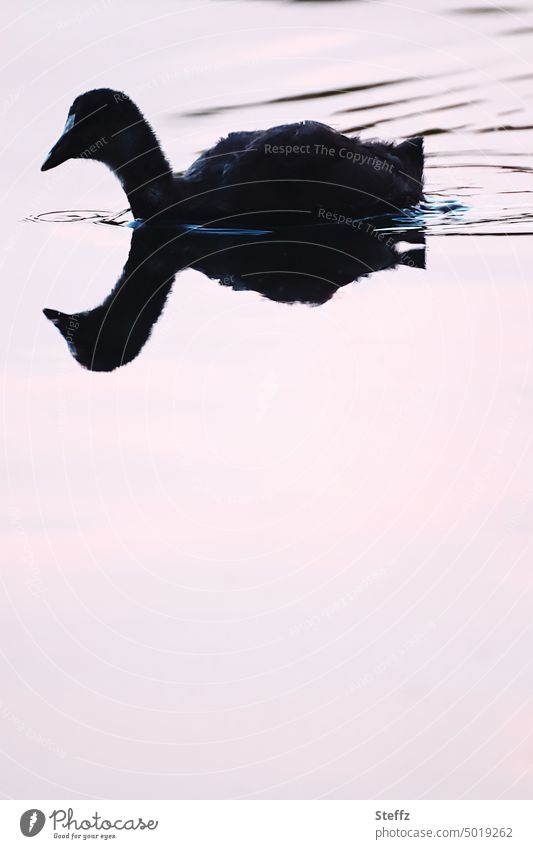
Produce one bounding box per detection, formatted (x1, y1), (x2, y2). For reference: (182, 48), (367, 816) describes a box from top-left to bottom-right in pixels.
(395, 136), (424, 188)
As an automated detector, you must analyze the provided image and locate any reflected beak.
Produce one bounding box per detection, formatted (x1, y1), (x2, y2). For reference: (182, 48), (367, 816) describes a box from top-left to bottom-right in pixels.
(43, 308), (62, 324)
(43, 307), (79, 354)
(41, 113), (76, 172)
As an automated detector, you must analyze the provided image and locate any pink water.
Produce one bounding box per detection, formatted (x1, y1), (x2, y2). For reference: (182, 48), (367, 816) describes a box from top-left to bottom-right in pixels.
(1, 0), (533, 799)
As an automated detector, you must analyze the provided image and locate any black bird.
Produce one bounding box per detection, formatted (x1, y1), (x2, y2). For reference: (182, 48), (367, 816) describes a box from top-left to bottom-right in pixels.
(43, 223), (425, 372)
(41, 89), (424, 226)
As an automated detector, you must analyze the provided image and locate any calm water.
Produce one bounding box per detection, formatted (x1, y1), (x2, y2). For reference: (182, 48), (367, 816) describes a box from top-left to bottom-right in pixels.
(2, 0), (533, 799)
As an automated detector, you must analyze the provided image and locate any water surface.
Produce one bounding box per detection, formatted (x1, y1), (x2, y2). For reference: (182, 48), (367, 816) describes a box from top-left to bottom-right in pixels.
(1, 0), (533, 799)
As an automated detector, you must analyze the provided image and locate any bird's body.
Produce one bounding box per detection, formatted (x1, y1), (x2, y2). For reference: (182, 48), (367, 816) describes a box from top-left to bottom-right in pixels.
(41, 89), (424, 225)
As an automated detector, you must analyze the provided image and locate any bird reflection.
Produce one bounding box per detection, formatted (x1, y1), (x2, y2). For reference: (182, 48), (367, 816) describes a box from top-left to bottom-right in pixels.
(44, 222), (425, 372)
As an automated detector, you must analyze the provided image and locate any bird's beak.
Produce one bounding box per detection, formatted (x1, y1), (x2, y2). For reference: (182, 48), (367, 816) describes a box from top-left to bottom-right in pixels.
(41, 113), (76, 172)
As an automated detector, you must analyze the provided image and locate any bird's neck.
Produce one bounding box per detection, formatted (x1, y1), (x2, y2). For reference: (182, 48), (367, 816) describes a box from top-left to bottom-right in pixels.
(104, 122), (174, 220)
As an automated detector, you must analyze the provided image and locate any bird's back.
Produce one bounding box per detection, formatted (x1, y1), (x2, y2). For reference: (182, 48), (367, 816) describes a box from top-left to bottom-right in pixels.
(178, 122), (423, 224)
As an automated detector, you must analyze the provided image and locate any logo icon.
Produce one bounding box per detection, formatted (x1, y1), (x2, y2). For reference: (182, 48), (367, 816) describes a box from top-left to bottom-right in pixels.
(20, 809), (46, 837)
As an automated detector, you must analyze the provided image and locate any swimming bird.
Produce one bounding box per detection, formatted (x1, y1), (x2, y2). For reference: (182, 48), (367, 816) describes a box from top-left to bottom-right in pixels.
(41, 88), (424, 226)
